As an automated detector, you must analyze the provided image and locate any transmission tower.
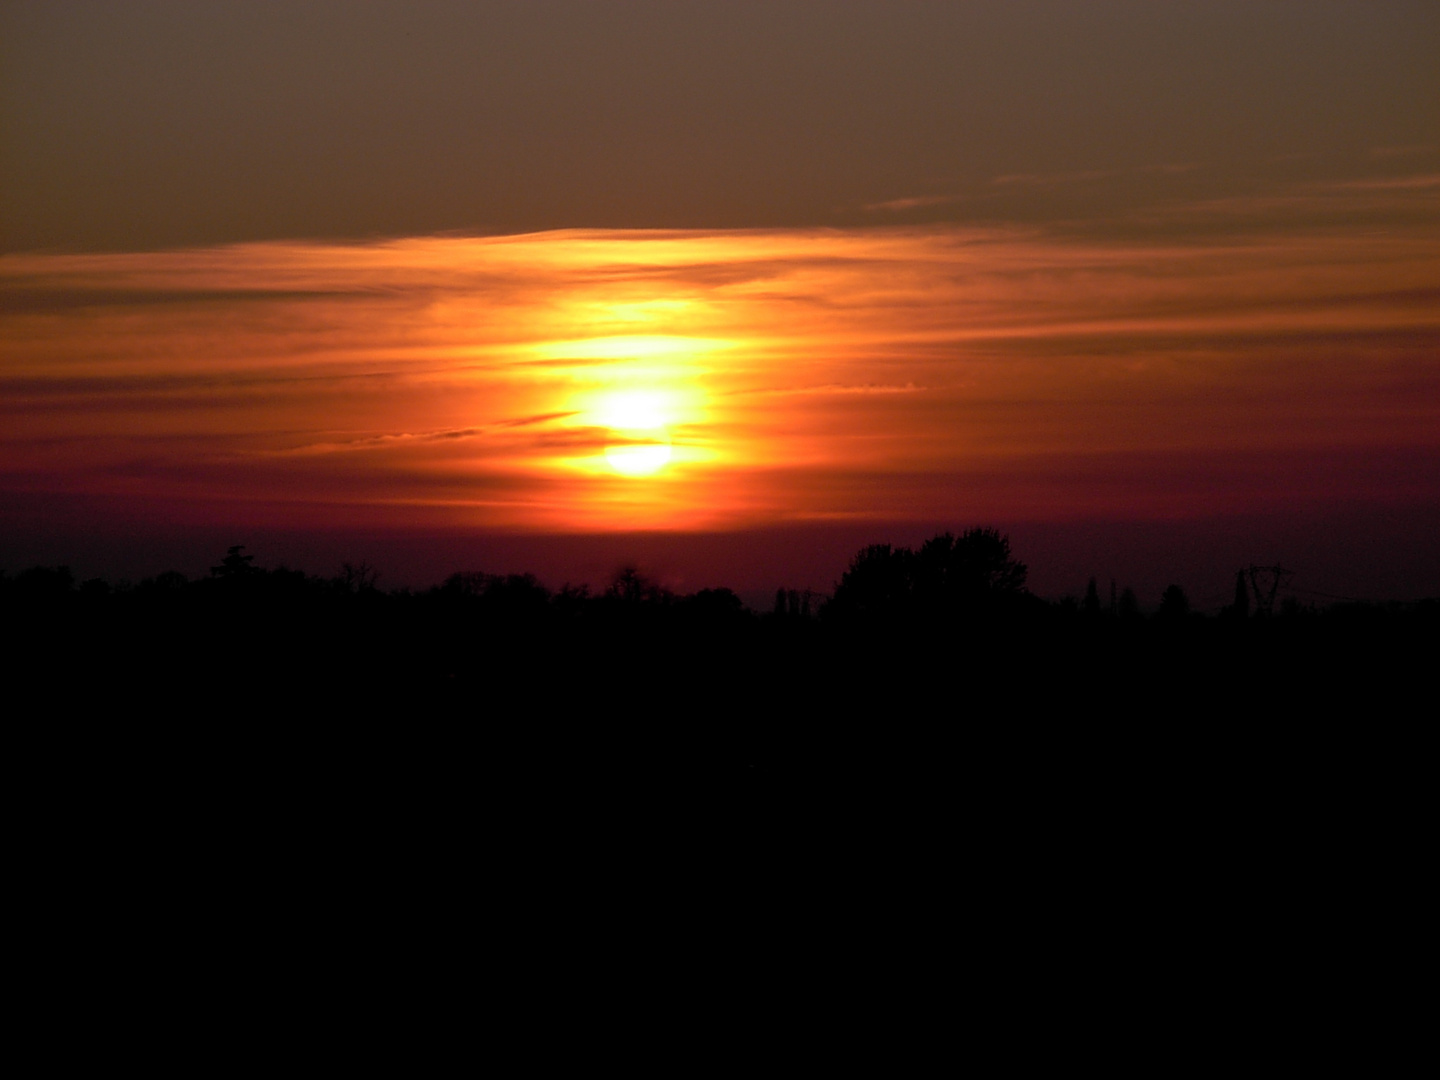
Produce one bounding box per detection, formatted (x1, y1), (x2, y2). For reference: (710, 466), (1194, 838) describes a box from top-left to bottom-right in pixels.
(1247, 564), (1293, 617)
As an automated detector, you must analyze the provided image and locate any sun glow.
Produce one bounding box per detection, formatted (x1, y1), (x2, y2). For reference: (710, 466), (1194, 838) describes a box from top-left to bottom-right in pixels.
(605, 440), (673, 476)
(589, 389), (679, 477)
(592, 389), (671, 431)
(533, 334), (726, 363)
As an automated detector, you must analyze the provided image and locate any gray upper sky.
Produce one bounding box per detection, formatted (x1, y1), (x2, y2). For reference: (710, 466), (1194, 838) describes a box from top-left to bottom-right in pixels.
(3, 0), (1437, 251)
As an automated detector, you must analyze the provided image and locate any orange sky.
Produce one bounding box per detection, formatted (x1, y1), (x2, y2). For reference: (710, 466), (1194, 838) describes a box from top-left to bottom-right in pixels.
(4, 206), (1438, 555)
(5, 4), (1439, 600)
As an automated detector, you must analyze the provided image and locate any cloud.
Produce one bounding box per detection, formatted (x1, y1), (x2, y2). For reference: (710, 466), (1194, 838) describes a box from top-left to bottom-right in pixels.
(1368, 145), (1437, 160)
(272, 428), (488, 457)
(729, 382), (922, 399)
(1331, 173), (1440, 191)
(4, 213), (1438, 533)
(991, 170), (1113, 188)
(1117, 171), (1440, 234)
(862, 194), (965, 213)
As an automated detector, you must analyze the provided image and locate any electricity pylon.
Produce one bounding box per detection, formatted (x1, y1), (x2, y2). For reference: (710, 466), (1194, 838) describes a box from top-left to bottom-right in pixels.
(1247, 564), (1292, 617)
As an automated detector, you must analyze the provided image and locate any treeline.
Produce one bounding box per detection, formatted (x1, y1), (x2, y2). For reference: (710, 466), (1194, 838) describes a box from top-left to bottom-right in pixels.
(6, 529), (1433, 888)
(7, 529), (1431, 625)
(4, 531), (1434, 724)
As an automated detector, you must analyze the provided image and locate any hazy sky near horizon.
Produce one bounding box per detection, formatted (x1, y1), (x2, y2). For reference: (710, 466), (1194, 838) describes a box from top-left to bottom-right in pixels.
(3, 2), (1439, 597)
(4, 1), (1437, 250)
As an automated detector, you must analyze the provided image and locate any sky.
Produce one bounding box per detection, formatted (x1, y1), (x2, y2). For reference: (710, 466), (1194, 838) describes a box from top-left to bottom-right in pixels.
(3, 2), (1438, 605)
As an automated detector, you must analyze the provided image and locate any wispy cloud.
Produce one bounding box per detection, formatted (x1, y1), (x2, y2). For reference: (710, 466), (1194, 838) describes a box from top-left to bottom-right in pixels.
(991, 170), (1113, 187)
(862, 194), (965, 213)
(1368, 144), (1437, 160)
(272, 427), (488, 456)
(4, 208), (1438, 532)
(987, 162), (1196, 189)
(1122, 170), (1440, 232)
(1331, 173), (1440, 191)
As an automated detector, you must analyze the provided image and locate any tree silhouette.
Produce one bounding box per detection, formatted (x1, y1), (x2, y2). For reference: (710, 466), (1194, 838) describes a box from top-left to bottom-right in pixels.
(1226, 570), (1250, 620)
(917, 528), (1028, 602)
(827, 528), (1028, 621)
(1158, 584), (1190, 620)
(606, 566), (668, 606)
(1118, 587), (1140, 620)
(211, 545), (257, 580)
(339, 561), (380, 593)
(827, 543), (916, 620)
(14, 565), (75, 599)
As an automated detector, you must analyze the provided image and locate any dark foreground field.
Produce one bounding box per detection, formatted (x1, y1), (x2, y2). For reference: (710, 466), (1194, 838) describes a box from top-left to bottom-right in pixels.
(8, 558), (1428, 1077)
(7, 540), (1432, 807)
(6, 543), (1431, 1063)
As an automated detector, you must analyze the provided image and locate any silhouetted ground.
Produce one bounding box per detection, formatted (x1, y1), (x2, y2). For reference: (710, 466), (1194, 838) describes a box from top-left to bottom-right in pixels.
(6, 538), (1432, 1018)
(6, 540), (1431, 799)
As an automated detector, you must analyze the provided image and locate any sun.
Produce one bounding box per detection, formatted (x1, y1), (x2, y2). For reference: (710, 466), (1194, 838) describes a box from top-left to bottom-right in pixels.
(594, 389), (669, 431)
(605, 440), (673, 476)
(594, 389), (676, 477)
